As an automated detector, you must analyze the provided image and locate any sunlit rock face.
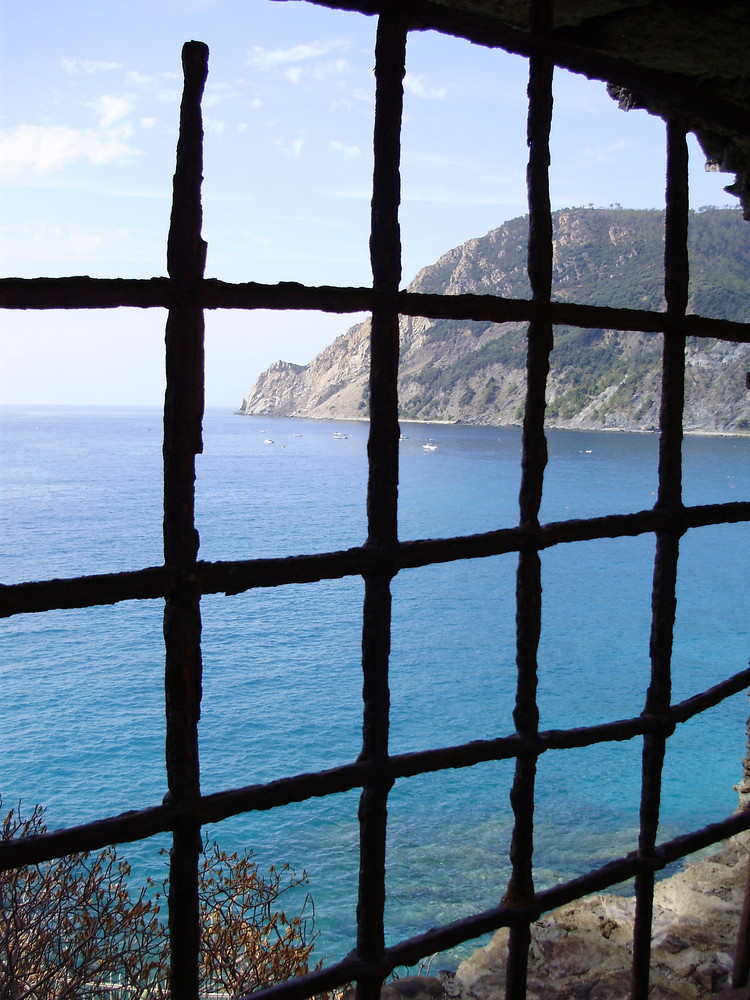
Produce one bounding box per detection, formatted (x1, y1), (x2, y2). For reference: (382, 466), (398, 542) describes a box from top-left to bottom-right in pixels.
(453, 832), (749, 1000)
(239, 209), (750, 435)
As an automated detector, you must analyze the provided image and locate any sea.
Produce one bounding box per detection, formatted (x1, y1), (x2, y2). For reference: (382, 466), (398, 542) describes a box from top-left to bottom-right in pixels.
(1, 405), (748, 967)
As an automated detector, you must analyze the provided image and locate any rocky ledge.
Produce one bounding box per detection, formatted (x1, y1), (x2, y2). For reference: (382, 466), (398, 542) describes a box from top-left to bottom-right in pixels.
(384, 832), (750, 1000)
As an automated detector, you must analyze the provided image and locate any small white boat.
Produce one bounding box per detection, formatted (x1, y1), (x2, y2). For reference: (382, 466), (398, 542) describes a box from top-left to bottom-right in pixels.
(333, 432), (348, 439)
(422, 442), (438, 451)
(264, 438), (274, 444)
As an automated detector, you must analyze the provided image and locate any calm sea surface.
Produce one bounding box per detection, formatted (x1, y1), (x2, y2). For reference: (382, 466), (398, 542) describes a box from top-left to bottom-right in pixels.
(1, 406), (748, 965)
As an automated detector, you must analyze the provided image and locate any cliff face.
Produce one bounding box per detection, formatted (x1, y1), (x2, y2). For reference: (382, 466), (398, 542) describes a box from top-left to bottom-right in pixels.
(238, 208), (750, 434)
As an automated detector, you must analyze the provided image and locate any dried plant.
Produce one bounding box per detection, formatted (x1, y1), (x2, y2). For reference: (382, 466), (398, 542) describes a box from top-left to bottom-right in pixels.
(0, 799), (320, 999)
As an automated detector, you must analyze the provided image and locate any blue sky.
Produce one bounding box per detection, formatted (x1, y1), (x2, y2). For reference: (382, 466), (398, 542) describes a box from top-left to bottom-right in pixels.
(0, 0), (739, 406)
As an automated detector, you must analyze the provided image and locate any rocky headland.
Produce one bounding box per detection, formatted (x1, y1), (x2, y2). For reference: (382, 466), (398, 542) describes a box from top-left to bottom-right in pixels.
(238, 208), (750, 435)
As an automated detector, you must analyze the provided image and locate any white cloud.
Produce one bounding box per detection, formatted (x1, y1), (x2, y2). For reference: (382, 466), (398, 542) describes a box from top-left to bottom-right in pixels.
(205, 117), (226, 134)
(313, 58), (349, 79)
(0, 125), (139, 178)
(140, 117), (157, 129)
(109, 122), (134, 141)
(67, 229), (107, 254)
(127, 71), (154, 86)
(204, 82), (239, 107)
(404, 73), (447, 99)
(285, 67), (302, 85)
(275, 135), (305, 157)
(247, 39), (347, 72)
(90, 95), (134, 128)
(330, 140), (361, 162)
(62, 58), (120, 75)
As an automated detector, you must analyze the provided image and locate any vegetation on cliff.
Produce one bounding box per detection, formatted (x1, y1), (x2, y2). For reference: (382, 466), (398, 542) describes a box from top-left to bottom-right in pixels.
(238, 208), (750, 433)
(1, 798), (319, 997)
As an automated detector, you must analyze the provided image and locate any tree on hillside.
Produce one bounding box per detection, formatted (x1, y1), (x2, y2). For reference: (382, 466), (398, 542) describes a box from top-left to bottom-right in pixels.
(0, 798), (318, 998)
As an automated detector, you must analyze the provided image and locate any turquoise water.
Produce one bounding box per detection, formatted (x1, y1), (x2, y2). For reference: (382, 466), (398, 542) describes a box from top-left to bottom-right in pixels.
(1, 406), (748, 965)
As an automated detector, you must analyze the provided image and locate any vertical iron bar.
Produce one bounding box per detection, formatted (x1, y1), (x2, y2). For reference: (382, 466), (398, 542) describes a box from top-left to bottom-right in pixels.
(631, 115), (688, 1000)
(163, 39), (208, 1000)
(504, 3), (554, 997)
(357, 9), (406, 1000)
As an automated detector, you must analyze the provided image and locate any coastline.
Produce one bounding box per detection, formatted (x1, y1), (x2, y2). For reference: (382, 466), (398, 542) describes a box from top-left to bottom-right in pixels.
(235, 409), (750, 438)
(453, 830), (750, 1000)
(382, 831), (750, 1000)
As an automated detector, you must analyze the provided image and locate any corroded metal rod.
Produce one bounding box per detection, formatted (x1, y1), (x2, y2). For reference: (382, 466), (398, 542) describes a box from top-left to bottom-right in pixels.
(631, 114), (689, 1000)
(163, 38), (208, 999)
(505, 3), (554, 996)
(356, 9), (406, 1000)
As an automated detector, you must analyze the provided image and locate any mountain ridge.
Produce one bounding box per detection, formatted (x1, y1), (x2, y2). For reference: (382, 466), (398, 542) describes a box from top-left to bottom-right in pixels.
(238, 208), (750, 434)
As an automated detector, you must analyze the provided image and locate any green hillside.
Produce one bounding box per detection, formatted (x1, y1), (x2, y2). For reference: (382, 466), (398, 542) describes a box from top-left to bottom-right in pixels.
(239, 208), (750, 434)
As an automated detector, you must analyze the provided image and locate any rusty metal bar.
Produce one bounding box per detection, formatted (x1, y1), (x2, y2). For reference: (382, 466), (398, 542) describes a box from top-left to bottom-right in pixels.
(1, 17), (748, 1000)
(2, 499), (748, 618)
(356, 9), (406, 1000)
(631, 115), (689, 1000)
(224, 803), (750, 1000)
(4, 659), (749, 875)
(162, 39), (209, 998)
(199, 796), (750, 1000)
(3, 277), (750, 349)
(504, 3), (554, 997)
(3, 499), (748, 619)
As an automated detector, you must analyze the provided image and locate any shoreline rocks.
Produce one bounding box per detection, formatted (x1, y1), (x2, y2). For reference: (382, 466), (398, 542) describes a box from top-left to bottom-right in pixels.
(454, 833), (750, 999)
(384, 833), (750, 1000)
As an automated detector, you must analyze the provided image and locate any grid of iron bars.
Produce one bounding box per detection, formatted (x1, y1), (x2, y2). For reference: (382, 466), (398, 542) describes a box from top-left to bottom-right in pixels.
(2, 2), (750, 998)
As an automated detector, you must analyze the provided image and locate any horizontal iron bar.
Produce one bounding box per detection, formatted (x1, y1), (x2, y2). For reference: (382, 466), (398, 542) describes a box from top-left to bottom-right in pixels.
(232, 807), (750, 1000)
(3, 502), (748, 617)
(0, 566), (175, 618)
(5, 664), (746, 870)
(383, 808), (750, 971)
(0, 803), (174, 872)
(2, 278), (749, 346)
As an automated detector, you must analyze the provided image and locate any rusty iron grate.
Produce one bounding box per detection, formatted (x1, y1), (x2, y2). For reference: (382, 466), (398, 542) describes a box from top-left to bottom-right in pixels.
(1, 3), (750, 998)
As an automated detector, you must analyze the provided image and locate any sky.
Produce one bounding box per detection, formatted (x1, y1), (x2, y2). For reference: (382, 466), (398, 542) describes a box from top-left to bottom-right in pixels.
(0, 0), (740, 408)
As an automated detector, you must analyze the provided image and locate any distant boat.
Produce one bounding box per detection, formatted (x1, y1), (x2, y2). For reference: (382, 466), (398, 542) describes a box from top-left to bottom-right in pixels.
(333, 432), (348, 439)
(264, 438), (274, 444)
(422, 442), (438, 451)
